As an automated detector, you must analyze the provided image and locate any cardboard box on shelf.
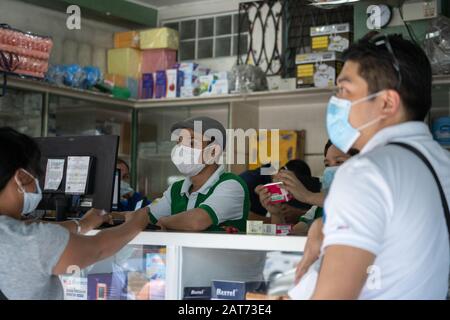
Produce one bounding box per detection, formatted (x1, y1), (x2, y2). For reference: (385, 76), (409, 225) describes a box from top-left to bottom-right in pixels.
(139, 27), (179, 50)
(310, 23), (351, 53)
(107, 48), (142, 79)
(141, 48), (177, 74)
(114, 30), (140, 49)
(248, 130), (306, 170)
(296, 51), (343, 88)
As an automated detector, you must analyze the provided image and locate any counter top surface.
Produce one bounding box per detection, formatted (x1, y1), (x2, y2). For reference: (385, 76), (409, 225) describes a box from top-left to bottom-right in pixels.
(87, 230), (306, 252)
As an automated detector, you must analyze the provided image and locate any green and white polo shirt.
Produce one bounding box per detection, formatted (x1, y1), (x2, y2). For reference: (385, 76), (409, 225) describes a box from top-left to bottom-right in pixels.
(148, 165), (249, 232)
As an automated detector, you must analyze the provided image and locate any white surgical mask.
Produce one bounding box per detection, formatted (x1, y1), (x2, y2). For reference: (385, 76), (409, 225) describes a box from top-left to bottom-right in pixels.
(15, 169), (42, 216)
(120, 181), (134, 197)
(171, 145), (206, 177)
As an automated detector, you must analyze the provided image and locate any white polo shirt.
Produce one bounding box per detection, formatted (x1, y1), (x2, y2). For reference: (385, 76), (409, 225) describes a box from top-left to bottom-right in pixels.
(323, 121), (450, 299)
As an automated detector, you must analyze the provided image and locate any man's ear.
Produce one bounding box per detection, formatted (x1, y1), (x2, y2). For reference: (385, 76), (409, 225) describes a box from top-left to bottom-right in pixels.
(382, 90), (401, 116)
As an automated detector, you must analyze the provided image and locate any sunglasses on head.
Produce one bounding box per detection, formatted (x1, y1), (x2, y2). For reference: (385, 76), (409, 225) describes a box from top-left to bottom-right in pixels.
(369, 34), (402, 91)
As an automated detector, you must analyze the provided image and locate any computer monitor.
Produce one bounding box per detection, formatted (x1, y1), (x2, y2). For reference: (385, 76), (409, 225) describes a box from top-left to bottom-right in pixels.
(35, 135), (119, 221)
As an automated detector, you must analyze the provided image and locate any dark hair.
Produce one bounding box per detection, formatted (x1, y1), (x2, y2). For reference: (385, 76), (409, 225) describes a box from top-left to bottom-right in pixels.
(342, 33), (432, 121)
(117, 158), (130, 172)
(0, 127), (42, 191)
(324, 139), (359, 157)
(324, 140), (333, 157)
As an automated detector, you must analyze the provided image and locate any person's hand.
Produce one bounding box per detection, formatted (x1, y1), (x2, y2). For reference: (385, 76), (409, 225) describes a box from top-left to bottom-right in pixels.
(80, 208), (113, 233)
(255, 185), (284, 216)
(156, 217), (167, 231)
(294, 218), (324, 284)
(276, 170), (312, 204)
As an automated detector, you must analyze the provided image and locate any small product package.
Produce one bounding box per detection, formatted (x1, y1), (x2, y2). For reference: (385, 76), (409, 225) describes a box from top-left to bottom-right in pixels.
(263, 182), (293, 204)
(310, 23), (351, 53)
(296, 51), (343, 88)
(246, 220), (263, 234)
(165, 69), (183, 98)
(141, 73), (154, 99)
(276, 224), (292, 236)
(183, 287), (212, 300)
(211, 281), (267, 300)
(155, 70), (167, 99)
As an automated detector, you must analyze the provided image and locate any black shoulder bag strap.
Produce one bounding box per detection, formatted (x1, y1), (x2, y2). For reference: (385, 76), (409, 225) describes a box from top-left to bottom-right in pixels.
(389, 142), (450, 237)
(0, 289), (7, 300)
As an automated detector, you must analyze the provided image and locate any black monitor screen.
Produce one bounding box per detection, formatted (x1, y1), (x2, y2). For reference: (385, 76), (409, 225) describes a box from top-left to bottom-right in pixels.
(35, 135), (119, 216)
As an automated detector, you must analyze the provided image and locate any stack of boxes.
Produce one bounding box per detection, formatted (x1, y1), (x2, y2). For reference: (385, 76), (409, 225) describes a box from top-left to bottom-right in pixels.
(107, 27), (230, 100)
(296, 23), (352, 89)
(107, 27), (180, 99)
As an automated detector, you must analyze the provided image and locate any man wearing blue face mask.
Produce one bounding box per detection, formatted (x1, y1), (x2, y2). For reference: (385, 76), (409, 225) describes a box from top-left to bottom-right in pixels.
(116, 159), (150, 212)
(298, 33), (450, 300)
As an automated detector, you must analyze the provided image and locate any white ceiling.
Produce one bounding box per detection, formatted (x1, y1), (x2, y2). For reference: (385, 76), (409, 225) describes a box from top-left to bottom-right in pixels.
(126, 0), (211, 9)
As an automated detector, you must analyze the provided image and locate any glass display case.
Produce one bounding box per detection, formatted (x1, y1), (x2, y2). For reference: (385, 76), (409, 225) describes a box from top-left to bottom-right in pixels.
(0, 87), (43, 137)
(47, 95), (134, 165)
(61, 231), (306, 300)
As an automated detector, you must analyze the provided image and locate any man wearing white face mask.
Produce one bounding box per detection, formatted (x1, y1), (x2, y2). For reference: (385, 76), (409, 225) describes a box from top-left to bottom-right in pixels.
(307, 33), (450, 299)
(141, 116), (267, 287)
(146, 116), (249, 232)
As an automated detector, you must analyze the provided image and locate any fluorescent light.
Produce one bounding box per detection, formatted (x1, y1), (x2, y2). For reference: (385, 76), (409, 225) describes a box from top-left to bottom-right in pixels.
(309, 0), (360, 9)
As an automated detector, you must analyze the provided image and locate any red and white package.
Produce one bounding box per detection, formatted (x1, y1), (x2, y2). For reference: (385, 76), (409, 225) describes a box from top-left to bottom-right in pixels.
(0, 24), (53, 78)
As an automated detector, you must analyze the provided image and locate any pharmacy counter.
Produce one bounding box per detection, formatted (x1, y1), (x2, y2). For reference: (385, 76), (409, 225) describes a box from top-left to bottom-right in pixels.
(77, 231), (307, 300)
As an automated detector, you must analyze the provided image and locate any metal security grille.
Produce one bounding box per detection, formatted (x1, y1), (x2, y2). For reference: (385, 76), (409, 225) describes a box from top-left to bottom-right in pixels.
(237, 0), (354, 77)
(284, 0), (354, 77)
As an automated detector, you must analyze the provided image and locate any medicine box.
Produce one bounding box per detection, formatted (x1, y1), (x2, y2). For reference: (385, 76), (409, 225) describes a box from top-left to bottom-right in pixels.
(296, 51), (343, 88)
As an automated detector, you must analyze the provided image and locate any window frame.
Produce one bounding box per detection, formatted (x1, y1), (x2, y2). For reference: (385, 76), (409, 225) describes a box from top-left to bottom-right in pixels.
(161, 12), (249, 61)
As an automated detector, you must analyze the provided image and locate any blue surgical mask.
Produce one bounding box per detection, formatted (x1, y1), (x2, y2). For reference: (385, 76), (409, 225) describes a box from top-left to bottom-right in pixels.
(321, 166), (339, 191)
(326, 92), (385, 153)
(120, 181), (134, 197)
(15, 169), (43, 217)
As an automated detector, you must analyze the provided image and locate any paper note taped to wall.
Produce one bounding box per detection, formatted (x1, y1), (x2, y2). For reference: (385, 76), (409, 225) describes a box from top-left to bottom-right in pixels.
(65, 156), (90, 194)
(44, 159), (65, 191)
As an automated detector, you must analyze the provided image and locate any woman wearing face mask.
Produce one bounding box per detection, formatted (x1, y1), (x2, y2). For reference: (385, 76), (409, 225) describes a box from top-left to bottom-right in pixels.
(256, 140), (358, 287)
(256, 140), (358, 232)
(0, 127), (150, 300)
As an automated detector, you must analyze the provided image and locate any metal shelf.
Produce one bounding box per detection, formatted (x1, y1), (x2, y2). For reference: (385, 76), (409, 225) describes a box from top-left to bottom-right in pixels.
(5, 76), (135, 108)
(4, 74), (450, 110)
